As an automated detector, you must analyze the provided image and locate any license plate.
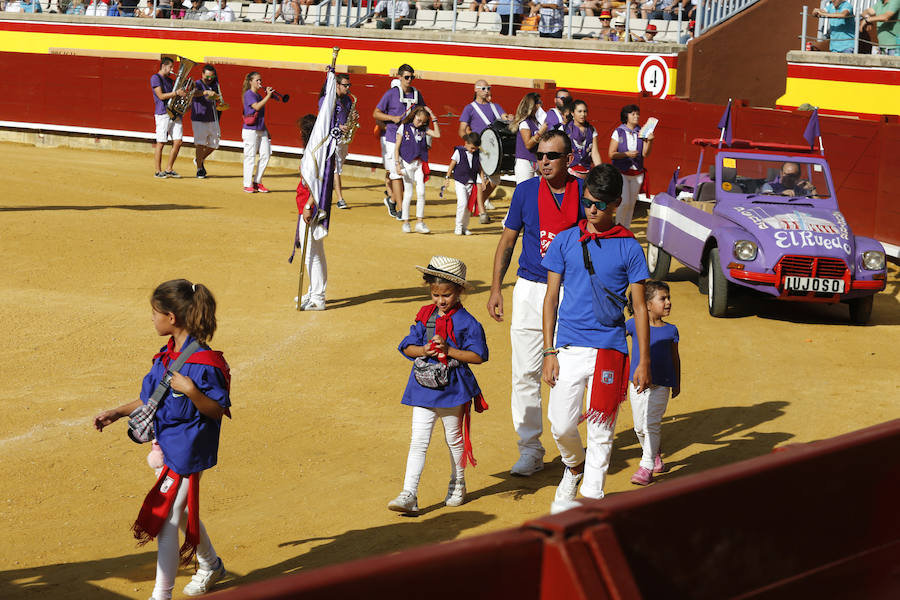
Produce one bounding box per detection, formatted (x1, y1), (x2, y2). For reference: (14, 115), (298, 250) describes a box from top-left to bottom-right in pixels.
(784, 276), (845, 294)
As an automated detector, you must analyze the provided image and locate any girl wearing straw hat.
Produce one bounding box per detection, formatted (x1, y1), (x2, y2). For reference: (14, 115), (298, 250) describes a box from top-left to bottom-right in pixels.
(388, 256), (489, 515)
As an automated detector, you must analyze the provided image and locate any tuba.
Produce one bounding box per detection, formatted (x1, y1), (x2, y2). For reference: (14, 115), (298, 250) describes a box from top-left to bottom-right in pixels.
(165, 56), (197, 119)
(340, 92), (359, 146)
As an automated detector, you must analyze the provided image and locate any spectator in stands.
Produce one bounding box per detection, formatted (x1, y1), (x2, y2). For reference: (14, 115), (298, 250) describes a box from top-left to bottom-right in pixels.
(273, 0), (302, 23)
(470, 0), (492, 11)
(67, 0), (86, 13)
(861, 1), (900, 55)
(373, 0), (410, 29)
(416, 0), (450, 10)
(679, 18), (695, 43)
(496, 0), (524, 35)
(4, 0), (22, 11)
(118, 0), (138, 16)
(536, 0), (565, 38)
(183, 0), (208, 18)
(574, 0), (601, 16)
(85, 0), (109, 15)
(606, 0), (637, 19)
(642, 0), (676, 20)
(682, 0), (696, 20)
(610, 16), (630, 41)
(813, 2), (854, 53)
(591, 8), (613, 39)
(19, 0), (41, 12)
(208, 0), (235, 21)
(640, 23), (659, 42)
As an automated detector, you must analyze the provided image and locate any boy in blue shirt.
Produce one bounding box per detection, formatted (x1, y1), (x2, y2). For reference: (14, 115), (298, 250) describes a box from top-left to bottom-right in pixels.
(541, 163), (651, 514)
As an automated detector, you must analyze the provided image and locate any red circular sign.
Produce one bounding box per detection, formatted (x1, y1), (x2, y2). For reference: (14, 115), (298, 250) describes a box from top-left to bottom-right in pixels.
(637, 55), (670, 99)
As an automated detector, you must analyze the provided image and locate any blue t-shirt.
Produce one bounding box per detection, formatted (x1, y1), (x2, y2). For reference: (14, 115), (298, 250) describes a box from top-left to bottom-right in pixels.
(825, 1), (855, 53)
(503, 177), (585, 283)
(398, 307), (488, 409)
(626, 318), (679, 387)
(542, 226), (649, 352)
(140, 335), (231, 475)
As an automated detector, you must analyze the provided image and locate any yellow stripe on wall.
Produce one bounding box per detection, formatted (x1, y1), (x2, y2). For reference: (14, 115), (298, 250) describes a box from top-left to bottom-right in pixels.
(0, 30), (676, 95)
(778, 77), (899, 115)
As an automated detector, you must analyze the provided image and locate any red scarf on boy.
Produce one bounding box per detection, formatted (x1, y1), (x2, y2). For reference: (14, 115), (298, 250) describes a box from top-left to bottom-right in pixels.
(538, 175), (581, 256)
(414, 304), (488, 467)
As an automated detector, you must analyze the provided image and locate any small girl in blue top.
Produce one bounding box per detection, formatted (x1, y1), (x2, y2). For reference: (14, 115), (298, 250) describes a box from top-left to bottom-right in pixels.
(93, 279), (231, 599)
(389, 256), (489, 515)
(625, 280), (681, 486)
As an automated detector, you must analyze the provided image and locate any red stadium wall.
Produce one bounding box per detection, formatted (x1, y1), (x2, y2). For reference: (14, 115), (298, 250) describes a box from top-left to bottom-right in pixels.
(1, 51), (898, 253)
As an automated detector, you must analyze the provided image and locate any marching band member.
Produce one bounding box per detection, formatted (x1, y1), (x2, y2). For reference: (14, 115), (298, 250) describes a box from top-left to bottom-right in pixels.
(509, 92), (547, 185)
(564, 99), (602, 178)
(151, 57), (188, 179)
(608, 103), (654, 228)
(191, 65), (222, 179)
(458, 79), (509, 206)
(241, 71), (273, 194)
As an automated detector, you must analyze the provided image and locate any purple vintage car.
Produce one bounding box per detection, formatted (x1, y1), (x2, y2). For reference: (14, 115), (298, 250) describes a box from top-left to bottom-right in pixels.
(645, 138), (887, 323)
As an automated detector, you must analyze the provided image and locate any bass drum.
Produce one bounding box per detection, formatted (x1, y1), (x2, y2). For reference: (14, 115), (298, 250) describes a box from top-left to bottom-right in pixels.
(479, 120), (516, 176)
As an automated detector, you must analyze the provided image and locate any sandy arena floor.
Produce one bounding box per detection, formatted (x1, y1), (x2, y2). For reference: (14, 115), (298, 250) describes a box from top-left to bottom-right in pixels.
(0, 142), (898, 599)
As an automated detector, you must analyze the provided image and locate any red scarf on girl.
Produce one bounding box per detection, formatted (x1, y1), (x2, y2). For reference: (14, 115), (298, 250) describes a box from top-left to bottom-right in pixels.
(538, 175), (581, 256)
(132, 466), (200, 566)
(154, 337), (233, 418)
(414, 303), (488, 466)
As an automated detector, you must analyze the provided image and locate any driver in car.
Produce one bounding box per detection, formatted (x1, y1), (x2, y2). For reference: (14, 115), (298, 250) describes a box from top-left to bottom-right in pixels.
(760, 162), (817, 197)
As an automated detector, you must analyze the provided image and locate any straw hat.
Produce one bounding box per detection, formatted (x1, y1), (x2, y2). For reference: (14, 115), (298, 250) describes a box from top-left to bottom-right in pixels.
(416, 256), (468, 287)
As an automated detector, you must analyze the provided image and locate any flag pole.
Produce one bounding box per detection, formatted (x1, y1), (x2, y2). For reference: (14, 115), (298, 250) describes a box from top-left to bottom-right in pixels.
(718, 98), (732, 149)
(297, 47), (341, 311)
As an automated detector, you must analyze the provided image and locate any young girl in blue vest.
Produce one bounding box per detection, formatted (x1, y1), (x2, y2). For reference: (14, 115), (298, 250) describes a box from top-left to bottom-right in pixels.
(388, 256), (489, 515)
(393, 106), (440, 234)
(608, 104), (654, 228)
(93, 279), (231, 599)
(625, 280), (680, 485)
(445, 132), (489, 236)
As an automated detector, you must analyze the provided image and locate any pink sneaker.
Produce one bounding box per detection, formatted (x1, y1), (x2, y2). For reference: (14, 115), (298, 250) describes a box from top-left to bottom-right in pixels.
(630, 466), (653, 486)
(653, 453), (669, 474)
(243, 186), (257, 193)
(255, 183), (270, 193)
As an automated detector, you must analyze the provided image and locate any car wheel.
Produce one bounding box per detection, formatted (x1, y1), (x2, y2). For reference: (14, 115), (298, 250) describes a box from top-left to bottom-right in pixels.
(646, 243), (671, 280)
(848, 296), (873, 325)
(707, 247), (729, 317)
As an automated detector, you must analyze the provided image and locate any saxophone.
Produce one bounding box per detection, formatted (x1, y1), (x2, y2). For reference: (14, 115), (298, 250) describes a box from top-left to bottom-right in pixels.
(340, 92), (359, 146)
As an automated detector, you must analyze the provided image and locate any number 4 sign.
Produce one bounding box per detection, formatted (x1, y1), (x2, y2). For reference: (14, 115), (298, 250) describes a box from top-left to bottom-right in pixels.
(637, 55), (670, 99)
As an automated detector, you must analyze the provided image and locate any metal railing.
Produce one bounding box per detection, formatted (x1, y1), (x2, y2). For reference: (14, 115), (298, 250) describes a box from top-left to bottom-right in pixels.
(801, 3), (899, 55)
(694, 0), (760, 37)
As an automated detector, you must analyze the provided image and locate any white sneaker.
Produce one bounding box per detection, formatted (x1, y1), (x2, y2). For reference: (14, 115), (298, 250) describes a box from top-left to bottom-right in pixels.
(510, 453), (544, 476)
(300, 297), (325, 311)
(388, 490), (418, 514)
(183, 557), (226, 596)
(415, 222), (431, 234)
(552, 468), (583, 511)
(484, 200), (496, 210)
(550, 498), (583, 515)
(401, 222), (411, 233)
(445, 479), (466, 507)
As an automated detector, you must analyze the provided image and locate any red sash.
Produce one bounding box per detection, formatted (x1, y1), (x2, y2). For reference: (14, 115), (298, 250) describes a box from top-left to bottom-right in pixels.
(132, 466), (201, 566)
(580, 349), (629, 426)
(466, 184), (480, 216)
(538, 176), (580, 257)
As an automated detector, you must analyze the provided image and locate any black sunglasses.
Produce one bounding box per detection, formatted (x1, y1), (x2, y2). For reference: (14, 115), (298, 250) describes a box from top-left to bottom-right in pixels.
(535, 151), (565, 161)
(402, 74), (416, 80)
(581, 197), (610, 211)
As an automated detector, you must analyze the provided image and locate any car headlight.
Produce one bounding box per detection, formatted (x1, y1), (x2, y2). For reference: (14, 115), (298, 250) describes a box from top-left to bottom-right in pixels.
(862, 250), (885, 271)
(733, 240), (758, 261)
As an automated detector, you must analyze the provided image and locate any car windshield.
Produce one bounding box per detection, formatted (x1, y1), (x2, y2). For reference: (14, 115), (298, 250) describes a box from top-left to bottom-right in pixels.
(719, 157), (832, 199)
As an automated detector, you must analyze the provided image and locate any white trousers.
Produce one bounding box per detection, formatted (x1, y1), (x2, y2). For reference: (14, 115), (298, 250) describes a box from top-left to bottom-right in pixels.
(402, 405), (466, 494)
(547, 346), (619, 500)
(242, 128), (271, 189)
(454, 181), (473, 232)
(629, 382), (670, 470)
(296, 221), (327, 304)
(617, 172), (643, 228)
(514, 158), (535, 185)
(510, 278), (546, 458)
(400, 158), (426, 221)
(152, 474), (219, 600)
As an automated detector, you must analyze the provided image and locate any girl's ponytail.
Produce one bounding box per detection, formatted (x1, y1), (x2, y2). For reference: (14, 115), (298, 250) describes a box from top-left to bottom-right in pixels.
(151, 279), (217, 344)
(186, 283), (217, 343)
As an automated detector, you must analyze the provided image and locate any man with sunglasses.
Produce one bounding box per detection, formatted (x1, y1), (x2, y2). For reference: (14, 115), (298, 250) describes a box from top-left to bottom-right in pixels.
(374, 65), (425, 219)
(488, 130), (586, 477)
(459, 80), (510, 207)
(190, 65), (222, 179)
(542, 89), (571, 130)
(320, 74), (354, 209)
(541, 163), (651, 513)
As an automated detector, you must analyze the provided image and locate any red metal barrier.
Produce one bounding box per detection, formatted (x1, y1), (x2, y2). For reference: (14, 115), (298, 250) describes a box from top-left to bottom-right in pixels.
(205, 420), (899, 599)
(1, 52), (898, 250)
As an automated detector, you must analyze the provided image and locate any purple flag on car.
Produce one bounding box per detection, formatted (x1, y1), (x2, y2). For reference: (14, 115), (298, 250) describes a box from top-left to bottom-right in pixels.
(717, 99), (733, 147)
(803, 108), (821, 150)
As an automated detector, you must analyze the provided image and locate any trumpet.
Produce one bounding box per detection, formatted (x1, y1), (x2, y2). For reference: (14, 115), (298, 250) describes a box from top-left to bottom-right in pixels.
(210, 92), (230, 111)
(271, 91), (290, 103)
